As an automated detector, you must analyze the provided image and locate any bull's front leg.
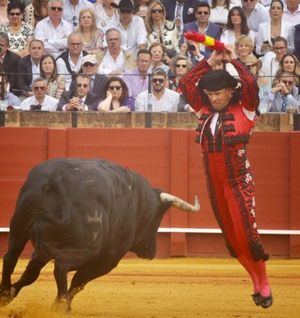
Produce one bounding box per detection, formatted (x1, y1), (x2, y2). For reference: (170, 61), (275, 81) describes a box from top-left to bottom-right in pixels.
(0, 237), (28, 306)
(52, 262), (70, 313)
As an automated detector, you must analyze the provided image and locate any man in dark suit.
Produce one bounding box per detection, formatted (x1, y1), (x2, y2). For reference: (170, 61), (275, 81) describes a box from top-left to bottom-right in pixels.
(69, 54), (107, 100)
(0, 32), (20, 94)
(17, 39), (44, 98)
(162, 0), (197, 25)
(181, 1), (221, 58)
(57, 74), (101, 111)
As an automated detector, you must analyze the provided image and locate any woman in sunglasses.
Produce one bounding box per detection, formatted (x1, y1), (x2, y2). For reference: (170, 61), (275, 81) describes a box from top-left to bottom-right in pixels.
(0, 0), (34, 57)
(145, 0), (180, 53)
(168, 55), (192, 91)
(97, 77), (134, 112)
(40, 54), (66, 100)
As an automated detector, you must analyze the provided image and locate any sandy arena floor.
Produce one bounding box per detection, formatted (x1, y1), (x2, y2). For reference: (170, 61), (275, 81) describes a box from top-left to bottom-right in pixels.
(0, 258), (299, 318)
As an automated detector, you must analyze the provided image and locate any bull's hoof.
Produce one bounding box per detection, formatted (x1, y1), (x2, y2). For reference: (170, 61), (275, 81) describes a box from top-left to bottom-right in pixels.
(0, 286), (16, 306)
(51, 297), (71, 314)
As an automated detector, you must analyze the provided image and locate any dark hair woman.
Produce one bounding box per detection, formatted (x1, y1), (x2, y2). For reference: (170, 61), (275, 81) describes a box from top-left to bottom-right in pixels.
(220, 6), (255, 48)
(40, 54), (65, 100)
(97, 76), (134, 112)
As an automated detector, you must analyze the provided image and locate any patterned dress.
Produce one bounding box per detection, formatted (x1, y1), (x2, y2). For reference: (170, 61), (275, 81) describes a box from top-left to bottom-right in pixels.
(0, 21), (34, 54)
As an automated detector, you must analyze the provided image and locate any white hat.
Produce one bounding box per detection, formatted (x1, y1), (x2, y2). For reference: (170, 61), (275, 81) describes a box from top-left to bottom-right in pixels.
(81, 54), (98, 66)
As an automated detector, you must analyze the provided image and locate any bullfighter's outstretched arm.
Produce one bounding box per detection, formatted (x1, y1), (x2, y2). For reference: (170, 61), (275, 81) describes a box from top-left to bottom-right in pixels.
(178, 59), (211, 112)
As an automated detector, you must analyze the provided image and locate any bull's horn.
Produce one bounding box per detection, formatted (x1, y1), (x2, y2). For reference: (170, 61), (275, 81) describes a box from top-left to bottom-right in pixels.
(160, 193), (200, 213)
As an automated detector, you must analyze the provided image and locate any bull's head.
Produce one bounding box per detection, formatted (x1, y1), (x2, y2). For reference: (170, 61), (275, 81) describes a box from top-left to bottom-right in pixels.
(132, 194), (200, 259)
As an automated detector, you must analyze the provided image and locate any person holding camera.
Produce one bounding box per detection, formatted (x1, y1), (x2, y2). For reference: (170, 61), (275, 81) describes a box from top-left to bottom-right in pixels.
(180, 41), (203, 66)
(20, 78), (58, 111)
(181, 1), (221, 59)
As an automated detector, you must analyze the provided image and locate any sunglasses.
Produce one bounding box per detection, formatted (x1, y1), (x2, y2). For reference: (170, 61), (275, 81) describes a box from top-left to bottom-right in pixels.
(108, 85), (121, 90)
(175, 64), (187, 68)
(33, 86), (46, 91)
(77, 83), (89, 88)
(282, 80), (293, 85)
(83, 62), (95, 67)
(50, 6), (63, 12)
(9, 12), (21, 16)
(152, 78), (165, 84)
(243, 0), (255, 2)
(197, 11), (209, 15)
(151, 9), (163, 14)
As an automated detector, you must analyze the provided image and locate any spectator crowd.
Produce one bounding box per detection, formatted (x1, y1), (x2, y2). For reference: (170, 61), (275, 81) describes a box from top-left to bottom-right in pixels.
(0, 0), (300, 113)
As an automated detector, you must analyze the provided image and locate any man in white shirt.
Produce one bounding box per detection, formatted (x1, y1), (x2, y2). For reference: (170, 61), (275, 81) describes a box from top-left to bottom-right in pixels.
(108, 0), (147, 56)
(35, 0), (73, 58)
(63, 0), (94, 30)
(97, 28), (136, 75)
(20, 78), (58, 111)
(283, 0), (300, 26)
(56, 32), (87, 90)
(135, 68), (180, 112)
(242, 0), (270, 34)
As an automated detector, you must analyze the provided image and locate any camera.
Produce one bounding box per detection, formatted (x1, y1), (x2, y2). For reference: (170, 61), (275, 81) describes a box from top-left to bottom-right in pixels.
(30, 104), (42, 111)
(187, 43), (196, 51)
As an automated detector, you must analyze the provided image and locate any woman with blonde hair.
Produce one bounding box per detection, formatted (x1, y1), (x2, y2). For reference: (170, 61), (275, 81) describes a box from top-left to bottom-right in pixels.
(235, 35), (256, 65)
(169, 55), (192, 91)
(77, 8), (105, 54)
(146, 0), (179, 53)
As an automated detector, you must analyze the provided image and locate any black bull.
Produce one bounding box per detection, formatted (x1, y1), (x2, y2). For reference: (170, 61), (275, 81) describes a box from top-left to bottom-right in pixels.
(0, 158), (199, 311)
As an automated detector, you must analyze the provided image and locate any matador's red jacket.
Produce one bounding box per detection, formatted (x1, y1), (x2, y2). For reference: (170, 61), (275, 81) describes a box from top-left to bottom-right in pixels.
(178, 58), (260, 151)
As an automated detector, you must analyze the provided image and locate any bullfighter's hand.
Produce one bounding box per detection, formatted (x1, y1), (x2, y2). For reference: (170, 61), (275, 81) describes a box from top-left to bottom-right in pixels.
(223, 45), (237, 62)
(207, 50), (224, 68)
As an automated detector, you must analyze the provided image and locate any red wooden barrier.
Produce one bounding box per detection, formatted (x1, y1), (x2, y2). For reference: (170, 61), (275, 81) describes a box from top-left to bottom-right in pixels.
(0, 127), (299, 258)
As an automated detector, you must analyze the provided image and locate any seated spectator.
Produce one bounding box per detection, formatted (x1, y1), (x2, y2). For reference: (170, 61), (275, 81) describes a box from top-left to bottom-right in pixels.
(40, 54), (65, 100)
(0, 74), (20, 110)
(57, 74), (100, 111)
(97, 76), (134, 112)
(108, 0), (147, 57)
(276, 53), (300, 80)
(266, 71), (300, 112)
(146, 0), (180, 54)
(63, 0), (94, 30)
(235, 35), (256, 65)
(256, 0), (294, 56)
(35, 0), (73, 58)
(260, 36), (288, 90)
(283, 0), (300, 27)
(0, 0), (9, 25)
(0, 32), (20, 94)
(123, 49), (151, 100)
(94, 0), (119, 32)
(135, 68), (180, 112)
(168, 55), (192, 91)
(242, 0), (270, 35)
(97, 28), (136, 75)
(24, 0), (49, 27)
(134, 0), (150, 20)
(161, 0), (197, 28)
(69, 54), (107, 99)
(182, 1), (221, 58)
(220, 6), (256, 48)
(77, 8), (105, 54)
(20, 77), (58, 111)
(56, 32), (87, 90)
(209, 0), (231, 27)
(148, 42), (170, 74)
(0, 0), (34, 57)
(17, 39), (44, 98)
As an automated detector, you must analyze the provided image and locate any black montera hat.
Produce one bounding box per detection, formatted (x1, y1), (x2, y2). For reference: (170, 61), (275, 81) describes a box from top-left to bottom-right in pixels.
(198, 70), (239, 91)
(111, 0), (134, 13)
